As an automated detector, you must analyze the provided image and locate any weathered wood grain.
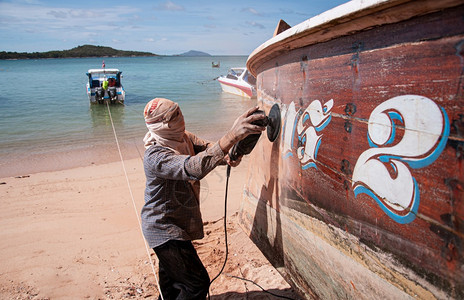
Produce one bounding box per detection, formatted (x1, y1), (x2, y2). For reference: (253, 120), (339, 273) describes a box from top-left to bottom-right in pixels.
(242, 2), (464, 299)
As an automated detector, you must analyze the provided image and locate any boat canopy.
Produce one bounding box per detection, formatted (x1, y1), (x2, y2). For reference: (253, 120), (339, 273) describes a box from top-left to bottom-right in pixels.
(87, 69), (121, 79)
(86, 69), (122, 88)
(87, 68), (121, 74)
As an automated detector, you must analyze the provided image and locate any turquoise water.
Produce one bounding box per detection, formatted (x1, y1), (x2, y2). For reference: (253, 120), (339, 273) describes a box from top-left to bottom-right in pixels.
(0, 56), (256, 177)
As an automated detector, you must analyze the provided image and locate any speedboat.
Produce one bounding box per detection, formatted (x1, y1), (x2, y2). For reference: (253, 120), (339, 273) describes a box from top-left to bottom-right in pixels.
(218, 67), (256, 98)
(86, 68), (125, 104)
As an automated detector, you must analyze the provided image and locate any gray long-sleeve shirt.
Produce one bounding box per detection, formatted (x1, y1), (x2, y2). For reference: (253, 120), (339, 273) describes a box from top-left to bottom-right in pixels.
(141, 132), (225, 249)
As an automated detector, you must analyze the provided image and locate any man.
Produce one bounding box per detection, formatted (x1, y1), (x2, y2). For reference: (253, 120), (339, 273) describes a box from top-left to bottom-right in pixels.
(141, 98), (265, 299)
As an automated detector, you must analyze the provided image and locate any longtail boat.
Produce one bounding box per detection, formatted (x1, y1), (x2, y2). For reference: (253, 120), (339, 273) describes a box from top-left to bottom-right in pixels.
(240, 0), (464, 298)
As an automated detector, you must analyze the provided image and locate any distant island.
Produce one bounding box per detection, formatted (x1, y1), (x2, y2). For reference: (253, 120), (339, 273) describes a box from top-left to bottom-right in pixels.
(0, 46), (213, 60)
(0, 45), (158, 60)
(177, 50), (211, 57)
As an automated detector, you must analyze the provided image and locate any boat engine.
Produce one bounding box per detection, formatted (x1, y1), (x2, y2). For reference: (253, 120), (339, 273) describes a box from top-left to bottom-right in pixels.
(108, 87), (117, 101)
(229, 104), (281, 161)
(95, 87), (105, 101)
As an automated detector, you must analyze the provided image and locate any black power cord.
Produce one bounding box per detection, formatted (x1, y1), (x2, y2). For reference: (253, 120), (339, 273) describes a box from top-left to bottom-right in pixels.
(209, 165), (231, 285)
(208, 165), (296, 300)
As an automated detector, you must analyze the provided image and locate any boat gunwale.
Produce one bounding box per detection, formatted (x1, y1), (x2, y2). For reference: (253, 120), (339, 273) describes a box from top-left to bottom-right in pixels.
(246, 0), (464, 77)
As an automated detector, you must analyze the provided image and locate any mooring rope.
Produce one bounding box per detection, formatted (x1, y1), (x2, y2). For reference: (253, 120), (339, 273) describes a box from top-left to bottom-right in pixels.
(105, 102), (164, 300)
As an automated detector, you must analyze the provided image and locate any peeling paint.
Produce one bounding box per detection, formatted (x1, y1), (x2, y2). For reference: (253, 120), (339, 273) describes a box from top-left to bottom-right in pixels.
(243, 2), (464, 299)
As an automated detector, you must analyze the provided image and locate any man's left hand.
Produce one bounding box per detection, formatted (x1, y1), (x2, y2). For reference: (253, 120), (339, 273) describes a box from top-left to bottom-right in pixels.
(225, 154), (242, 167)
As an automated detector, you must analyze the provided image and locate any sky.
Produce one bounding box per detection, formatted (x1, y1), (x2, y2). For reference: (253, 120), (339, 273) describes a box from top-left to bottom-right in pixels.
(0, 0), (348, 55)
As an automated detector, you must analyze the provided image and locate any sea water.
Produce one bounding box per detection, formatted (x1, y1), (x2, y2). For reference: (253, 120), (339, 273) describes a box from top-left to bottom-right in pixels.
(0, 56), (256, 177)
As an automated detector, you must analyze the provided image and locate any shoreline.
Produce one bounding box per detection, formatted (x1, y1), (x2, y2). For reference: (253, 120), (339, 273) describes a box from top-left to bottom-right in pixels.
(0, 141), (144, 179)
(0, 129), (226, 179)
(0, 54), (247, 61)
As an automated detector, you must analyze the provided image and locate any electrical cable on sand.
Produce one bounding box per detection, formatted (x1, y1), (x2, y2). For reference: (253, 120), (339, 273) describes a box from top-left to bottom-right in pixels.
(106, 102), (164, 300)
(209, 165), (231, 286)
(209, 165), (296, 300)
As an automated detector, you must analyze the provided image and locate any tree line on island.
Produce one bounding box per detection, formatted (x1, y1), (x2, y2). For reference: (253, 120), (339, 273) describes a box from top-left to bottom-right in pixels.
(0, 45), (211, 59)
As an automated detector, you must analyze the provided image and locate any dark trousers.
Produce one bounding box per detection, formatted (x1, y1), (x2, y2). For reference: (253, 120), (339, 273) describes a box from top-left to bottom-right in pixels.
(154, 240), (210, 300)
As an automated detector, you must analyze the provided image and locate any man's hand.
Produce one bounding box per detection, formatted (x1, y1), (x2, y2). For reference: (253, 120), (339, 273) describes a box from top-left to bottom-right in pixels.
(224, 154), (242, 167)
(218, 106), (266, 154)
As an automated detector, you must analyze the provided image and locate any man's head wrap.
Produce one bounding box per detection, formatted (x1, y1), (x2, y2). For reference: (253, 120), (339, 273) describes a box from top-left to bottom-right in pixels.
(143, 98), (193, 155)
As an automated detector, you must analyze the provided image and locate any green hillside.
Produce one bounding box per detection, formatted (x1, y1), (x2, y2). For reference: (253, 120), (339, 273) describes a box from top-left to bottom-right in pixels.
(0, 45), (158, 59)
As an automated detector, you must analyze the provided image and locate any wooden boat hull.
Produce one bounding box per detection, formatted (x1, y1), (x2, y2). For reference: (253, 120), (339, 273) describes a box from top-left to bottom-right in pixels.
(241, 0), (464, 299)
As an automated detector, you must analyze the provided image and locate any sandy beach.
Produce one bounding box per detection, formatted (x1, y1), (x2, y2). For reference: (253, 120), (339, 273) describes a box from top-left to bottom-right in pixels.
(0, 153), (299, 299)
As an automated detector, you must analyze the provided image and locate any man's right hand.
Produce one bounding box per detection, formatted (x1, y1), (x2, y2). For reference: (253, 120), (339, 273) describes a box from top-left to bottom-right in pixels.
(218, 106), (266, 155)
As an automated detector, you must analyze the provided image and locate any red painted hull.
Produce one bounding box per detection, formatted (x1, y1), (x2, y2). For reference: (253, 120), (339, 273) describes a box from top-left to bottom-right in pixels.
(241, 0), (464, 299)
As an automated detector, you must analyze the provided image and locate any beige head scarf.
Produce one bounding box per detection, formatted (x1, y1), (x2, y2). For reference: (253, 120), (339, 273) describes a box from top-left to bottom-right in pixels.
(143, 98), (193, 155)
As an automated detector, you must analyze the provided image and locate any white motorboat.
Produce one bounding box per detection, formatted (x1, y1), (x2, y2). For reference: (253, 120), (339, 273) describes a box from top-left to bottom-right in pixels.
(218, 67), (256, 98)
(86, 68), (125, 104)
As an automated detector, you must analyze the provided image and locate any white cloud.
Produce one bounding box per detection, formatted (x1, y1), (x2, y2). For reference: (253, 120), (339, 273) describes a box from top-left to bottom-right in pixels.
(156, 1), (184, 11)
(241, 7), (261, 16)
(67, 9), (102, 19)
(0, 0), (348, 55)
(0, 3), (138, 29)
(0, 1), (141, 50)
(12, 0), (42, 4)
(47, 10), (67, 19)
(45, 9), (101, 20)
(246, 21), (265, 29)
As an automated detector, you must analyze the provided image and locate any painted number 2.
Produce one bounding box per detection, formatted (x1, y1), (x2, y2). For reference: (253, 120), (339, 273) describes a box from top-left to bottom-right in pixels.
(352, 95), (450, 224)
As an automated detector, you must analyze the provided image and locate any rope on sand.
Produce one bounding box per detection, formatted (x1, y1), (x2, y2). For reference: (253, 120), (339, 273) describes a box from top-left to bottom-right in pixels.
(106, 102), (164, 300)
